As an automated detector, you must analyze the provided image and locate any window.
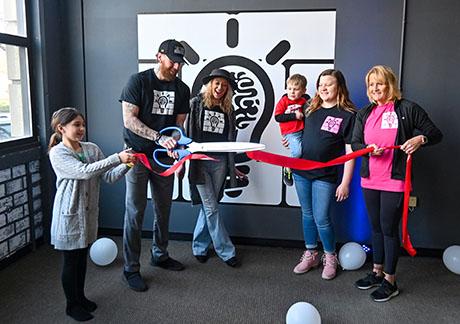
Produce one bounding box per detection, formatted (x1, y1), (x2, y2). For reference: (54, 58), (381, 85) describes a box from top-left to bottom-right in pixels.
(0, 0), (32, 143)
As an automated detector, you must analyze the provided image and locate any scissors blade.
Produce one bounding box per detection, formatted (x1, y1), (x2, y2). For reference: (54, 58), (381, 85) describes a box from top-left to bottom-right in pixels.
(187, 142), (265, 153)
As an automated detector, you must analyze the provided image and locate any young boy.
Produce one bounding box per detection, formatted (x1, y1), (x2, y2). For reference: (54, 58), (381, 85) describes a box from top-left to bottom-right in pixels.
(274, 74), (310, 186)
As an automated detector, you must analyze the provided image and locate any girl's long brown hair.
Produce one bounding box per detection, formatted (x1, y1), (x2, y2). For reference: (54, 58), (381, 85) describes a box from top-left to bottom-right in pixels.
(307, 69), (356, 115)
(48, 107), (84, 152)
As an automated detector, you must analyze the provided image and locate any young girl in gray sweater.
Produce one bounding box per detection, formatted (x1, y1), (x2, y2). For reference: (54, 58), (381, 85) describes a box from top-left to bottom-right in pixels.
(48, 107), (135, 321)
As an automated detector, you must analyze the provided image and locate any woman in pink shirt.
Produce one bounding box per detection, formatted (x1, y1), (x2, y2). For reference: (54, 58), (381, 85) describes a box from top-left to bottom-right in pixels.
(351, 65), (442, 302)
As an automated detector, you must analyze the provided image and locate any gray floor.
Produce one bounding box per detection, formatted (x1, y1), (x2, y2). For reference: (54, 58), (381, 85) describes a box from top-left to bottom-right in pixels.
(1, 237), (459, 324)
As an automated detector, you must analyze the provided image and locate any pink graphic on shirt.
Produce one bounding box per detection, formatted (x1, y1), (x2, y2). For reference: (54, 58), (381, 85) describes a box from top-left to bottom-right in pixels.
(321, 116), (343, 134)
(381, 111), (398, 129)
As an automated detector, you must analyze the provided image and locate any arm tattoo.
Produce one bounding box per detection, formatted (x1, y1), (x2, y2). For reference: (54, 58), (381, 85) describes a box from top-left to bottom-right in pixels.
(122, 102), (160, 141)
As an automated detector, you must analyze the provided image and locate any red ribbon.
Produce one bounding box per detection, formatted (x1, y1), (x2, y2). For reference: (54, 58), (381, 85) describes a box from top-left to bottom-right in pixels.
(246, 146), (416, 256)
(135, 146), (416, 256)
(132, 152), (217, 177)
(402, 154), (416, 256)
(156, 154), (218, 177)
(133, 153), (153, 171)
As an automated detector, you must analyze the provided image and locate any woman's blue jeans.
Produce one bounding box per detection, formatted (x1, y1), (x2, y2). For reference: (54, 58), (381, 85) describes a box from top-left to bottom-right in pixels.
(293, 173), (336, 253)
(192, 158), (236, 261)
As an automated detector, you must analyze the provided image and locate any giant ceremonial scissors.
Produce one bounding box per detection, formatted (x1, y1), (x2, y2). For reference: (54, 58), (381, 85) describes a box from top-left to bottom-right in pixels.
(153, 126), (265, 168)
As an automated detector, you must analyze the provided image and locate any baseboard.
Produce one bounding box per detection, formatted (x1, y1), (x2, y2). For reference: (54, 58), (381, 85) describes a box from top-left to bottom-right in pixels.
(0, 229), (444, 271)
(97, 228), (443, 258)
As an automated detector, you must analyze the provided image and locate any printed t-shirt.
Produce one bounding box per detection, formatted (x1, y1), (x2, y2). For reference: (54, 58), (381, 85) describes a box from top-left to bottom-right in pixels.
(119, 69), (190, 156)
(362, 102), (404, 192)
(295, 106), (355, 183)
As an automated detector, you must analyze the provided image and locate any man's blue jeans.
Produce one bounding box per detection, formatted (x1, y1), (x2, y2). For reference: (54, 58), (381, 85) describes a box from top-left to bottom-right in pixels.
(293, 173), (336, 253)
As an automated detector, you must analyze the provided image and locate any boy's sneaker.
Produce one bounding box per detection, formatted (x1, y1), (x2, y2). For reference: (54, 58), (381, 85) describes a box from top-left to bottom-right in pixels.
(355, 272), (384, 290)
(283, 167), (293, 186)
(321, 253), (338, 280)
(293, 250), (320, 274)
(371, 279), (399, 302)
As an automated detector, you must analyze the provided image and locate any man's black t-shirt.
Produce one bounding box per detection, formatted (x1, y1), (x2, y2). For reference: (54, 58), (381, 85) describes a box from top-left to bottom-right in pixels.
(295, 106), (355, 183)
(119, 69), (190, 156)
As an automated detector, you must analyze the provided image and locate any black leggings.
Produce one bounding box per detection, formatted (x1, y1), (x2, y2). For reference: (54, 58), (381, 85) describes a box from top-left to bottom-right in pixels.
(362, 189), (403, 275)
(61, 248), (88, 305)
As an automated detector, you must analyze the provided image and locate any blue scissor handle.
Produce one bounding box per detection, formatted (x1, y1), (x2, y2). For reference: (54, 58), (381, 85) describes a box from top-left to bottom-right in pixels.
(152, 149), (191, 168)
(159, 126), (192, 145)
(153, 126), (193, 168)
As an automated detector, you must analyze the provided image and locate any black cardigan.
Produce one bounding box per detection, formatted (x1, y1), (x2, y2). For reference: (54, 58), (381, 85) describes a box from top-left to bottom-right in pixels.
(351, 99), (443, 180)
(186, 94), (237, 205)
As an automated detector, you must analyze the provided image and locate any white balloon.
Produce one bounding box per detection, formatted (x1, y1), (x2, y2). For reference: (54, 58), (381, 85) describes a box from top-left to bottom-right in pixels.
(286, 302), (321, 324)
(338, 242), (366, 270)
(443, 245), (460, 275)
(90, 238), (118, 266)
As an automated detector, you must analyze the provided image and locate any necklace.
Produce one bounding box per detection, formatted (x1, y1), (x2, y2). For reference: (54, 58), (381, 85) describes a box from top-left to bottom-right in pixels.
(76, 151), (86, 162)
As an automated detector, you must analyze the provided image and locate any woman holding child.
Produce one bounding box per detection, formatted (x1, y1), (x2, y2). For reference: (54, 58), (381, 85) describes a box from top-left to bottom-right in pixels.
(288, 69), (356, 280)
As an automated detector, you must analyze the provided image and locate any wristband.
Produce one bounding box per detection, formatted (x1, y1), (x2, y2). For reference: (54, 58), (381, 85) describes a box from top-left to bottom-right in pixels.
(154, 134), (163, 145)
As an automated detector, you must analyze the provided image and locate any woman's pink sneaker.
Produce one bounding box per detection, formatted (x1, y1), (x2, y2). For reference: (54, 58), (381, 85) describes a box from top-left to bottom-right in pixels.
(293, 250), (320, 274)
(321, 253), (338, 280)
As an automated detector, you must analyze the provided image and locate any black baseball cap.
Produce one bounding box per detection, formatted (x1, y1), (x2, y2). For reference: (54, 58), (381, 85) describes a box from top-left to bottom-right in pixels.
(158, 39), (187, 64)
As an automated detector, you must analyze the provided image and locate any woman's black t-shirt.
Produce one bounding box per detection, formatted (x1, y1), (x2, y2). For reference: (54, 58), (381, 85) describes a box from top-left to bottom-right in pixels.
(295, 106), (355, 183)
(200, 105), (229, 157)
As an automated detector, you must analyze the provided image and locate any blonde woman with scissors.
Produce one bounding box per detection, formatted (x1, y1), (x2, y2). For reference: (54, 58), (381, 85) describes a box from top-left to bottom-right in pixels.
(186, 69), (246, 267)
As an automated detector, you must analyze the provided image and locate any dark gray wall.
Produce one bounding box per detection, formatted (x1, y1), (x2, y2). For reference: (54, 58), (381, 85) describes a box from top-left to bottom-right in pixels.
(34, 0), (87, 239)
(50, 0), (457, 249)
(400, 0), (460, 248)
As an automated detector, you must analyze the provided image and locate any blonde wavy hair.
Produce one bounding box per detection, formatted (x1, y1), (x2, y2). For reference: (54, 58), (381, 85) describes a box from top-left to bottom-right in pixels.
(365, 65), (402, 103)
(201, 79), (234, 115)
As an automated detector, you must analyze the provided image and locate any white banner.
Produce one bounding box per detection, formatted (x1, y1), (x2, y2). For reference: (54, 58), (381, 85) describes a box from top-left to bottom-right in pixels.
(139, 11), (336, 206)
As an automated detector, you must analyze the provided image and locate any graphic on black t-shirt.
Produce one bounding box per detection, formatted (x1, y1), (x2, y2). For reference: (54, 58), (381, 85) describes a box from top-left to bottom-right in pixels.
(152, 90), (175, 115)
(321, 116), (343, 134)
(204, 109), (225, 134)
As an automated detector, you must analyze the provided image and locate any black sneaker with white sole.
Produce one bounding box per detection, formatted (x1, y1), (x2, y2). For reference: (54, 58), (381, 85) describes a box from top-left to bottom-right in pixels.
(355, 272), (384, 290)
(371, 279), (399, 302)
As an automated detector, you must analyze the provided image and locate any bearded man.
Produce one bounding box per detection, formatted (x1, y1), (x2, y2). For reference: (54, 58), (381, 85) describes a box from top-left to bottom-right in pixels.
(119, 39), (190, 292)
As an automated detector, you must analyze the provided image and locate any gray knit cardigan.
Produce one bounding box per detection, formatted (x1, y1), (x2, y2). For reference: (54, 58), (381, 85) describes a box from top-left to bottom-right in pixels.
(49, 142), (129, 250)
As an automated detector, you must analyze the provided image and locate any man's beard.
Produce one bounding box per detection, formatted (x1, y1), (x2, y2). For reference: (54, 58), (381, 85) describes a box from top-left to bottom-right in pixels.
(159, 65), (177, 81)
